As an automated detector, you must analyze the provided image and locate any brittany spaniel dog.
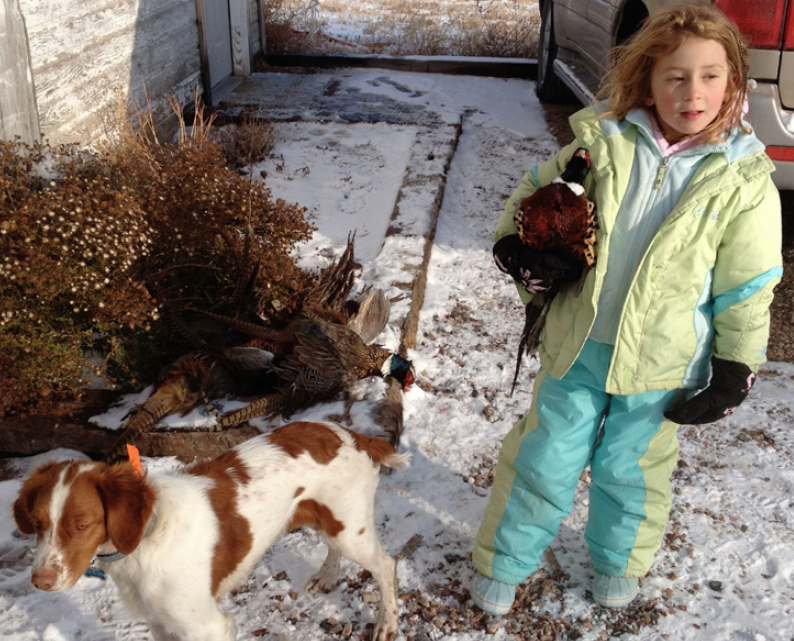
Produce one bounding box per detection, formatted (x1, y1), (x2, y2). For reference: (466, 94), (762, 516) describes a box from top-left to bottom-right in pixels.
(13, 421), (409, 641)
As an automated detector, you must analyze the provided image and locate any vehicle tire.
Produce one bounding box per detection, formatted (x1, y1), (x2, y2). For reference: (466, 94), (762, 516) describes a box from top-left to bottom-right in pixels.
(536, 0), (576, 103)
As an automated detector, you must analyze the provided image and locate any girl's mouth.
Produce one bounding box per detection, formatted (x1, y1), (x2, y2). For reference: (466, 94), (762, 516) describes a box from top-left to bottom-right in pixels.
(680, 111), (703, 120)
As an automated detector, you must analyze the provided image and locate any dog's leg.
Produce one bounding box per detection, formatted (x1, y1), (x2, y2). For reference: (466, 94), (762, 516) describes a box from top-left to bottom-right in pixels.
(368, 554), (399, 641)
(334, 531), (399, 641)
(148, 603), (237, 641)
(148, 622), (180, 641)
(306, 544), (342, 593)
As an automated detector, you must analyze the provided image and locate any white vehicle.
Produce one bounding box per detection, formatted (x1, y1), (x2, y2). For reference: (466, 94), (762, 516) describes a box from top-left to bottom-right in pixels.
(536, 0), (794, 189)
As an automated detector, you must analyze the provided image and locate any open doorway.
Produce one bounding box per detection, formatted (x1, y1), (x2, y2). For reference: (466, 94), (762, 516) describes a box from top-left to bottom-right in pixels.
(261, 0), (540, 58)
(195, 0), (258, 105)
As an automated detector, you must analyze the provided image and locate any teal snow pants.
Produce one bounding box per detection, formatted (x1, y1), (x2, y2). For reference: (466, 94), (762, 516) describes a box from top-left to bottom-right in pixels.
(473, 339), (681, 583)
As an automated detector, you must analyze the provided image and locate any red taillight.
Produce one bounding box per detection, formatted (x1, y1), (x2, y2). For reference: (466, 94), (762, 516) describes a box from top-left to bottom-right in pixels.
(766, 145), (794, 161)
(785, 0), (794, 49)
(714, 0), (787, 49)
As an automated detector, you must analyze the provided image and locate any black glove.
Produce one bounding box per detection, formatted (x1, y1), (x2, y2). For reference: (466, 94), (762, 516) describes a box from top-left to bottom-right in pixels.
(664, 357), (756, 425)
(493, 235), (582, 294)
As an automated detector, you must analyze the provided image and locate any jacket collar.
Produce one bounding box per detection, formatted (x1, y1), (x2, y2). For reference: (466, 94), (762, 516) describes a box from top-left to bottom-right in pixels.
(618, 105), (767, 164)
(624, 108), (731, 157)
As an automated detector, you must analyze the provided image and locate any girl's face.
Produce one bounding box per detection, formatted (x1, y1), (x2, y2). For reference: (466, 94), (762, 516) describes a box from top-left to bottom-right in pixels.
(645, 36), (731, 144)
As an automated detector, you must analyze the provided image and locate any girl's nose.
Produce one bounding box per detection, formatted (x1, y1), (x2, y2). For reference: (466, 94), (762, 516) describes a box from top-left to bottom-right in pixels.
(683, 79), (702, 101)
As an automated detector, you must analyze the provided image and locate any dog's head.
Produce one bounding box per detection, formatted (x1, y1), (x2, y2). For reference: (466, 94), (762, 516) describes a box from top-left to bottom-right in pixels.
(13, 460), (156, 591)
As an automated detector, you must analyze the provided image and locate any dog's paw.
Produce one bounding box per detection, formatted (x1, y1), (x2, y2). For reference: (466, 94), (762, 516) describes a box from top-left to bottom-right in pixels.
(306, 570), (339, 593)
(371, 606), (399, 641)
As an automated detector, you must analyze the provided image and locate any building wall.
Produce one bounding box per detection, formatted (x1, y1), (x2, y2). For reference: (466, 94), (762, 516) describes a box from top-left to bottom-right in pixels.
(1, 0), (41, 143)
(19, 0), (203, 144)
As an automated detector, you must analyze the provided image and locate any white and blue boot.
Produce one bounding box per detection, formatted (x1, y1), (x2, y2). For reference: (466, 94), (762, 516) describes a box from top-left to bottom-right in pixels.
(470, 572), (516, 615)
(592, 572), (639, 607)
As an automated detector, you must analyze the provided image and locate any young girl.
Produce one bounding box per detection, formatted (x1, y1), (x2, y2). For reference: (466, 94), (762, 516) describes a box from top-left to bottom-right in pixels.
(471, 3), (782, 613)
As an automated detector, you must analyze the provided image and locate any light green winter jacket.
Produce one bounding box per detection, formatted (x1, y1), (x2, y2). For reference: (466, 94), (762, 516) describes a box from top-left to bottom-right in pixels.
(495, 105), (782, 395)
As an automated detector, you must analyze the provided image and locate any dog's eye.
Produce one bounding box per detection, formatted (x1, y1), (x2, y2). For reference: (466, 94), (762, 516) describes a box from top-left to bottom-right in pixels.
(75, 523), (91, 532)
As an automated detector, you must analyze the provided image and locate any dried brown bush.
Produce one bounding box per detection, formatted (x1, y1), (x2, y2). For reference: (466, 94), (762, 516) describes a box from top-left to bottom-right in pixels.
(448, 1), (541, 58)
(264, 0), (540, 58)
(215, 113), (276, 170)
(0, 141), (156, 416)
(0, 96), (313, 418)
(263, 0), (323, 53)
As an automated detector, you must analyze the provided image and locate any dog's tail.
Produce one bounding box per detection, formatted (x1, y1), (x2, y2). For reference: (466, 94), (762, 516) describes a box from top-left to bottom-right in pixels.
(381, 450), (412, 471)
(345, 429), (411, 471)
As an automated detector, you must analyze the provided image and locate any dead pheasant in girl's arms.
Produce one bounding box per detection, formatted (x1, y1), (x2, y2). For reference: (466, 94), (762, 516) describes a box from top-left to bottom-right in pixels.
(493, 147), (597, 393)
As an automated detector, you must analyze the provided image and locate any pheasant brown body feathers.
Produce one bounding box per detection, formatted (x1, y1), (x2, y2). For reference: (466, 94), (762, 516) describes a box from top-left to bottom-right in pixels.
(514, 149), (597, 272)
(507, 148), (597, 394)
(514, 186), (597, 270)
(100, 236), (413, 463)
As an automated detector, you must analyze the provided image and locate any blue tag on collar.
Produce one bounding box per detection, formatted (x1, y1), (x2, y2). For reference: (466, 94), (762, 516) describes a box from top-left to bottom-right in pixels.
(84, 567), (107, 580)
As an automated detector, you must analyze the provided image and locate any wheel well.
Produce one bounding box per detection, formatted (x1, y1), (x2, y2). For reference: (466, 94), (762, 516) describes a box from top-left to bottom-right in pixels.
(616, 0), (650, 45)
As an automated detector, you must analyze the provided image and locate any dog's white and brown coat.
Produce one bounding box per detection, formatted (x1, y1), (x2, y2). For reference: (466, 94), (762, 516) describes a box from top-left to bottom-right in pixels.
(13, 421), (408, 641)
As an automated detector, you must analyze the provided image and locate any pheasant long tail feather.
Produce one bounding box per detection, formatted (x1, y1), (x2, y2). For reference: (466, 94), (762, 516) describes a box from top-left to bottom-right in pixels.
(235, 256), (262, 313)
(509, 300), (552, 396)
(202, 393), (225, 429)
(192, 309), (281, 343)
(102, 400), (172, 464)
(164, 307), (216, 355)
(308, 233), (360, 312)
(216, 392), (286, 428)
(569, 268), (589, 296)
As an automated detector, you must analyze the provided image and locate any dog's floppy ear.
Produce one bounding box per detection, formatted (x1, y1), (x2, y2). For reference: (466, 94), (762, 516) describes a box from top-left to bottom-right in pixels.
(13, 484), (40, 535)
(13, 461), (62, 535)
(95, 463), (156, 554)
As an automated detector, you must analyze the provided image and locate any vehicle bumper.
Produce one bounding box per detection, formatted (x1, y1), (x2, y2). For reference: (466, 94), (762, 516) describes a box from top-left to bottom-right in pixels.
(749, 82), (794, 191)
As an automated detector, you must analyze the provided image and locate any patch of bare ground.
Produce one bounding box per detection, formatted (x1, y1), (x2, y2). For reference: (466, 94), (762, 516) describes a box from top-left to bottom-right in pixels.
(541, 101), (581, 149)
(391, 566), (672, 640)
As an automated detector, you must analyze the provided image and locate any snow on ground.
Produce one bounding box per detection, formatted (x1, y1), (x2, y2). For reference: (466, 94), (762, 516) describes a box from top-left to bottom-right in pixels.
(1, 69), (793, 641)
(284, 0), (540, 57)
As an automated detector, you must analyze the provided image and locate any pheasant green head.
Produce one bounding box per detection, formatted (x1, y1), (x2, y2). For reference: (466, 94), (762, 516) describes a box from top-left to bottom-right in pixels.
(560, 147), (590, 186)
(383, 353), (415, 391)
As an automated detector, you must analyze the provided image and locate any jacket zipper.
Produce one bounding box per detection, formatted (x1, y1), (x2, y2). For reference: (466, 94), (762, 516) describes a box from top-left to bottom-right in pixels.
(607, 154), (669, 389)
(654, 157), (670, 190)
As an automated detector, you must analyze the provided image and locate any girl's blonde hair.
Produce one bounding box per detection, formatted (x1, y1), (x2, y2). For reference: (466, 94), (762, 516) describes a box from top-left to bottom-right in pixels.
(598, 3), (751, 141)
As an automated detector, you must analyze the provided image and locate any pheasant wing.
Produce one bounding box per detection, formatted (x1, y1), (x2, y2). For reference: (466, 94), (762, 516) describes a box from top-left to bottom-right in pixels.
(283, 332), (348, 398)
(345, 289), (390, 344)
